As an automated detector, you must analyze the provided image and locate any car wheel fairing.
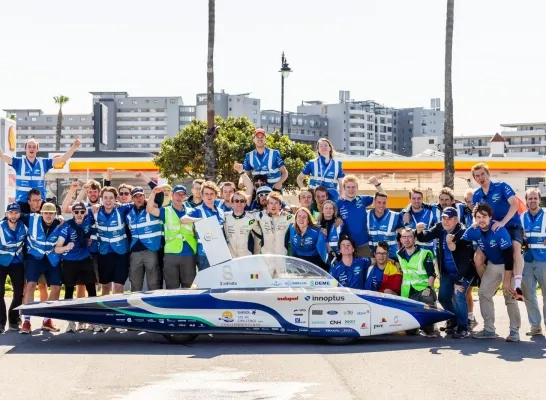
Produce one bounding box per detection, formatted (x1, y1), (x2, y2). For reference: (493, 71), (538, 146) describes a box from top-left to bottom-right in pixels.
(323, 336), (358, 345)
(162, 334), (199, 344)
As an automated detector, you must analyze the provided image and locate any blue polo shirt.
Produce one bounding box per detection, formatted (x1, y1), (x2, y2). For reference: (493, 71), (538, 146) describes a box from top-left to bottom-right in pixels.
(287, 225), (326, 257)
(330, 258), (371, 289)
(472, 181), (520, 228)
(337, 195), (374, 247)
(462, 223), (512, 264)
(57, 219), (96, 261)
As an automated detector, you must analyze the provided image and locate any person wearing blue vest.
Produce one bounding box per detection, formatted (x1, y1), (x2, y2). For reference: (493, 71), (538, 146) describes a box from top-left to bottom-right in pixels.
(520, 188), (546, 337)
(238, 128), (288, 190)
(297, 138), (346, 201)
(93, 187), (133, 298)
(316, 200), (343, 266)
(180, 181), (225, 271)
(0, 137), (80, 206)
(367, 192), (404, 259)
(126, 187), (162, 292)
(402, 188), (437, 252)
(330, 236), (373, 290)
(337, 174), (384, 258)
(429, 188), (473, 228)
(0, 203), (27, 333)
(471, 162), (524, 300)
(19, 202), (63, 334)
(54, 201), (97, 332)
(285, 208), (328, 271)
(461, 202), (521, 342)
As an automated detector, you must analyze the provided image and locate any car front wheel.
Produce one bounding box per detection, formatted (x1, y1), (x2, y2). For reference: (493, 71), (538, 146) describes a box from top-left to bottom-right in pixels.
(162, 334), (199, 344)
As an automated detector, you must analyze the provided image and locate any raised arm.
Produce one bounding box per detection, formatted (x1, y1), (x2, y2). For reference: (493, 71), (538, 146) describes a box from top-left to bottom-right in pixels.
(368, 176), (385, 194)
(296, 173), (307, 189)
(52, 137), (80, 166)
(61, 181), (80, 213)
(146, 186), (163, 218)
(0, 147), (13, 165)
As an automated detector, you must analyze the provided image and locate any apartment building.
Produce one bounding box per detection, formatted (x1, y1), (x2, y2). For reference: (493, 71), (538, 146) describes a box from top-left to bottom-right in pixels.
(394, 106), (444, 156)
(260, 110), (328, 144)
(195, 91), (260, 126)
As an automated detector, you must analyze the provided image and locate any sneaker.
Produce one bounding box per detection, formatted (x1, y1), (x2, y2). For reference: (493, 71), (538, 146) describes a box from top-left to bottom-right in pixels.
(66, 321), (77, 333)
(453, 329), (470, 339)
(472, 329), (498, 339)
(41, 319), (60, 332)
(513, 288), (524, 302)
(468, 317), (479, 330)
(525, 327), (543, 336)
(19, 320), (31, 334)
(8, 322), (19, 331)
(93, 325), (105, 332)
(77, 322), (87, 331)
(506, 330), (520, 342)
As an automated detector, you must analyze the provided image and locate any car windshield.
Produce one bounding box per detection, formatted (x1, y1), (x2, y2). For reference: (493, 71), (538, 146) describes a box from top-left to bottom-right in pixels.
(235, 255), (332, 279)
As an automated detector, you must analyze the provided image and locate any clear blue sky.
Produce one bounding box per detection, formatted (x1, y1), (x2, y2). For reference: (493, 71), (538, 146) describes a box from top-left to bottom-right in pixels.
(1, 0), (544, 136)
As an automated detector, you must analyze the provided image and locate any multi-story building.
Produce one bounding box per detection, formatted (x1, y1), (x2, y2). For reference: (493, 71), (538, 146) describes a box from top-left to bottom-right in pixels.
(195, 91), (260, 126)
(298, 93), (393, 157)
(260, 110), (328, 144)
(454, 122), (546, 157)
(394, 105), (444, 156)
(4, 109), (95, 153)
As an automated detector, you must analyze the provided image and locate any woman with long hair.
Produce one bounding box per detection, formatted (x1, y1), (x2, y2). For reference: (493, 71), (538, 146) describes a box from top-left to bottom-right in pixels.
(317, 200), (343, 266)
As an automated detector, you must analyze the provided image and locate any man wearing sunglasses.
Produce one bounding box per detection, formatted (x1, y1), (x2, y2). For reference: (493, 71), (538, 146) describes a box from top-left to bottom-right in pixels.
(224, 191), (256, 258)
(118, 184), (134, 204)
(54, 202), (97, 332)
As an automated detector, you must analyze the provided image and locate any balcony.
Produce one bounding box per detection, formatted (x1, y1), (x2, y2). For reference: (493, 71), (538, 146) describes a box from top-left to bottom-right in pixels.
(117, 120), (167, 127)
(117, 129), (167, 135)
(117, 138), (165, 144)
(117, 111), (167, 118)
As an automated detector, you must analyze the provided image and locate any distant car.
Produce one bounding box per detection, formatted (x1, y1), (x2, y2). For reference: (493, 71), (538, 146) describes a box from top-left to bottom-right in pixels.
(18, 254), (452, 345)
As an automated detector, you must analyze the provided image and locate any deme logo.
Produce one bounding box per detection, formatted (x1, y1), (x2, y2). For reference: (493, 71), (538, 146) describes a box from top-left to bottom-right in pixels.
(305, 295), (345, 302)
(311, 280), (330, 286)
(219, 311), (234, 323)
(8, 126), (16, 152)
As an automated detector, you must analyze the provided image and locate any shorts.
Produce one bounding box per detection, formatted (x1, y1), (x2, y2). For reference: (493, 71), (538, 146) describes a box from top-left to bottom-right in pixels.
(63, 258), (96, 287)
(506, 226), (523, 245)
(25, 256), (62, 286)
(98, 252), (129, 285)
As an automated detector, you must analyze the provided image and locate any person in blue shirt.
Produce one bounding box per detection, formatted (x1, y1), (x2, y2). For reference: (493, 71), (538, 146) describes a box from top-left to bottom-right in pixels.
(0, 137), (80, 207)
(402, 188), (438, 252)
(0, 203), (27, 333)
(180, 181), (226, 271)
(519, 188), (546, 336)
(297, 138), (346, 201)
(216, 182), (235, 212)
(461, 202), (521, 342)
(237, 128), (288, 190)
(330, 236), (373, 290)
(337, 174), (384, 258)
(285, 207), (328, 271)
(471, 162), (523, 300)
(367, 192), (404, 259)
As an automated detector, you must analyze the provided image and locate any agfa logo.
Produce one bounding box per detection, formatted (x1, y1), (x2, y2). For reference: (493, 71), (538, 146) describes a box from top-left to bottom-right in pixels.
(8, 126), (16, 152)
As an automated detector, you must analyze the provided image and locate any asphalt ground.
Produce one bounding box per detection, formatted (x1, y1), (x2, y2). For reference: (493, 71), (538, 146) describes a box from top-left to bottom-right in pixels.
(0, 296), (544, 400)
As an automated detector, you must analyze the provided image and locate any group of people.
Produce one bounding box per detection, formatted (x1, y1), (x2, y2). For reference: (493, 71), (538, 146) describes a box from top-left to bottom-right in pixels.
(0, 129), (545, 343)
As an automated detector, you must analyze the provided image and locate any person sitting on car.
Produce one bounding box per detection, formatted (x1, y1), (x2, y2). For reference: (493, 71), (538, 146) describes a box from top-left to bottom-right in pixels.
(363, 241), (402, 295)
(330, 235), (375, 290)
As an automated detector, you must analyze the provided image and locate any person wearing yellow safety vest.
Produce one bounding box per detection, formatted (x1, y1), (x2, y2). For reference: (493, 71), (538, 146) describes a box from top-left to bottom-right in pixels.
(147, 185), (197, 289)
(397, 227), (438, 337)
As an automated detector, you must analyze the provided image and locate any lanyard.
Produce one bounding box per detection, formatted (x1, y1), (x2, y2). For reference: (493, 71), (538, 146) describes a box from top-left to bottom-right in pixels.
(253, 149), (269, 171)
(317, 158), (334, 181)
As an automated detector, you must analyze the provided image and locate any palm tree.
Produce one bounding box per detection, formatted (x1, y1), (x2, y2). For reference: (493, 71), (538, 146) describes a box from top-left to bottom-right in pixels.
(53, 95), (70, 151)
(203, 0), (218, 181)
(443, 0), (455, 189)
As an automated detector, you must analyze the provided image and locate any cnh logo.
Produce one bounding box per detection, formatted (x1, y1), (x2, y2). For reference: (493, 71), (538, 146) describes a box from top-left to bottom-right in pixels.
(305, 295), (345, 302)
(330, 320), (341, 325)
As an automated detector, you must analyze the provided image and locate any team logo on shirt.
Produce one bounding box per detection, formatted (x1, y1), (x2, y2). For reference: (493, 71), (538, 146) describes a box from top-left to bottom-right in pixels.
(489, 240), (497, 247)
(248, 219), (255, 225)
(491, 193), (500, 202)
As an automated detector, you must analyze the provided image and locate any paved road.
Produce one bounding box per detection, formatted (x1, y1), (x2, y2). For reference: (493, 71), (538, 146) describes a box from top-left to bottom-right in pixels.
(0, 296), (544, 400)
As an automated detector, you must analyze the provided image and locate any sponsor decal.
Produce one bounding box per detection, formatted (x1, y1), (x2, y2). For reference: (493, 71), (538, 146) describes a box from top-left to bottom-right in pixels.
(356, 311), (368, 316)
(311, 321), (327, 325)
(373, 324), (384, 329)
(277, 296), (299, 302)
(325, 329), (341, 333)
(341, 328), (354, 334)
(294, 308), (306, 313)
(219, 311), (235, 323)
(381, 317), (387, 323)
(327, 310), (338, 315)
(305, 295), (345, 302)
(280, 328), (286, 332)
(135, 319), (144, 323)
(250, 274), (259, 279)
(389, 316), (402, 327)
(311, 280), (330, 287)
(220, 281), (238, 286)
(360, 323), (368, 329)
(344, 320), (356, 325)
(295, 318), (306, 324)
(126, 318), (132, 323)
(116, 319), (125, 323)
(159, 319), (164, 324)
(312, 310), (323, 316)
(344, 310), (353, 316)
(330, 320), (341, 325)
(237, 310), (257, 315)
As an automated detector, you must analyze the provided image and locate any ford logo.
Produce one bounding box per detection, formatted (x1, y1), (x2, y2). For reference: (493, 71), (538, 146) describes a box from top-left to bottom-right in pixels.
(327, 310), (338, 315)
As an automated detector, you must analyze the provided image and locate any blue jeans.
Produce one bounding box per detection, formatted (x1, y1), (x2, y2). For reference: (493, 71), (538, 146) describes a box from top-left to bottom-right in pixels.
(438, 273), (473, 330)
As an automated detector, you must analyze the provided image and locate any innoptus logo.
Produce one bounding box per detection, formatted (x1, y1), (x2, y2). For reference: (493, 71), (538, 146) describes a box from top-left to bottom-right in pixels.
(305, 295), (345, 302)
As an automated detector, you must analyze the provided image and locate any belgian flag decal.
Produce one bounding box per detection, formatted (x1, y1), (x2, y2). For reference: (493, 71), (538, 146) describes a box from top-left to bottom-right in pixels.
(250, 274), (259, 279)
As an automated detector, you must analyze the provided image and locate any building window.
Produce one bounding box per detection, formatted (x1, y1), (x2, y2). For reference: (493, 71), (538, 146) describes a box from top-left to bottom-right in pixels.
(80, 117), (86, 121)
(47, 117), (52, 122)
(31, 117), (37, 122)
(261, 115), (267, 120)
(170, 99), (176, 104)
(253, 118), (257, 124)
(154, 100), (159, 104)
(119, 100), (124, 105)
(253, 109), (257, 115)
(429, 139), (434, 144)
(132, 100), (138, 105)
(253, 101), (258, 106)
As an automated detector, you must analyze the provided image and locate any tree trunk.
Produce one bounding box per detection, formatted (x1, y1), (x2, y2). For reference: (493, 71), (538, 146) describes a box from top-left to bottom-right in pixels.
(443, 0), (455, 189)
(55, 107), (63, 151)
(204, 0), (218, 181)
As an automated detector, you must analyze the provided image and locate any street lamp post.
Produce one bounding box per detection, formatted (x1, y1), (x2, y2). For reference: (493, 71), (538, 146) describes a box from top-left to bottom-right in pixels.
(279, 51), (292, 134)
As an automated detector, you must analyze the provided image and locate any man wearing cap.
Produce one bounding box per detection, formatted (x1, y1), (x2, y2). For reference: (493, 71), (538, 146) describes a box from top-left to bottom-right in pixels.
(147, 185), (197, 288)
(19, 202), (63, 333)
(0, 137), (80, 208)
(0, 203), (27, 332)
(125, 187), (162, 292)
(236, 128), (288, 191)
(416, 206), (477, 338)
(54, 201), (97, 332)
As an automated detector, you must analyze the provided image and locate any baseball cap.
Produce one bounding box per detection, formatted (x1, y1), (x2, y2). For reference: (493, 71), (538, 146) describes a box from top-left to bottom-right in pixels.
(173, 185), (187, 194)
(441, 207), (458, 219)
(41, 202), (57, 213)
(6, 202), (20, 212)
(72, 201), (86, 212)
(256, 186), (273, 196)
(131, 187), (145, 197)
(253, 128), (266, 137)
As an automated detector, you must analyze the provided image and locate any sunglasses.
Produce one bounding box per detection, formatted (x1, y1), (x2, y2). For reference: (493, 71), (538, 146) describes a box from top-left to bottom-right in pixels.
(73, 210), (85, 215)
(257, 193), (269, 198)
(119, 192), (130, 196)
(233, 199), (246, 204)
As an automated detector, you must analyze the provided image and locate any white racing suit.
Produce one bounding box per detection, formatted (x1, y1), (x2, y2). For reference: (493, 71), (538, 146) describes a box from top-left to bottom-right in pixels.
(223, 211), (256, 258)
(252, 211), (293, 255)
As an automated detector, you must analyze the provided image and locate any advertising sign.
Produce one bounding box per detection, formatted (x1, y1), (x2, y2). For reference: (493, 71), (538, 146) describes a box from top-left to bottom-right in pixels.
(194, 216), (232, 267)
(0, 117), (16, 217)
